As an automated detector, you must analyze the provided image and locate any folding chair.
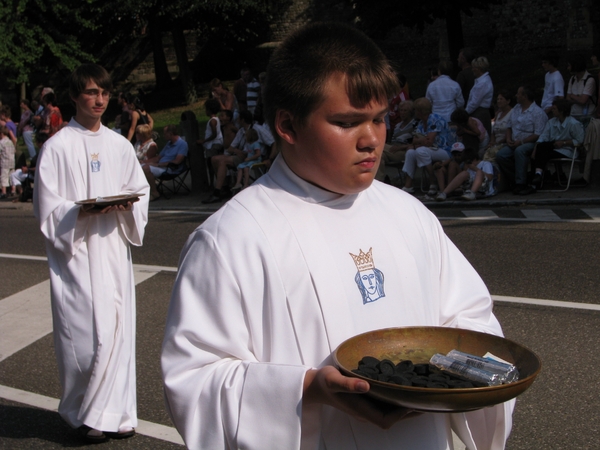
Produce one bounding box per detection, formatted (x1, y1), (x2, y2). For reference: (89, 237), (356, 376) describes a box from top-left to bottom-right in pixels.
(249, 162), (268, 183)
(541, 144), (586, 192)
(156, 157), (191, 197)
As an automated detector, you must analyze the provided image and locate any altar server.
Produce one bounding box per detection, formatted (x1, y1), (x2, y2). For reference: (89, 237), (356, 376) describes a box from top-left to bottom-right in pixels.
(34, 64), (149, 442)
(162, 23), (514, 450)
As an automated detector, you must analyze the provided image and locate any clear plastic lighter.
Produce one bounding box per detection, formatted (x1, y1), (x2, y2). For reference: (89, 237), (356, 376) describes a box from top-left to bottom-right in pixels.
(446, 349), (520, 383)
(429, 354), (503, 386)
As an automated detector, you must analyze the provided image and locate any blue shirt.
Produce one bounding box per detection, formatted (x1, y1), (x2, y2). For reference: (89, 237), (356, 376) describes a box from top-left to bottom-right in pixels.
(537, 116), (585, 158)
(416, 113), (453, 154)
(159, 137), (188, 164)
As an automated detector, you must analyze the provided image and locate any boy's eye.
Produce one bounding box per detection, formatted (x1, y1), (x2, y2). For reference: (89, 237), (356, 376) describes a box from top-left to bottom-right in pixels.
(337, 122), (354, 128)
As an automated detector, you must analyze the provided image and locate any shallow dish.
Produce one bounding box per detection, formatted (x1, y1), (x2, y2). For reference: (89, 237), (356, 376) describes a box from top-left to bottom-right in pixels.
(75, 193), (145, 207)
(333, 326), (541, 412)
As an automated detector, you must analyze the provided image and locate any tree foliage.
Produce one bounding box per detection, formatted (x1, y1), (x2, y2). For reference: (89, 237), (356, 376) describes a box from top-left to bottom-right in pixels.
(0, 0), (98, 86)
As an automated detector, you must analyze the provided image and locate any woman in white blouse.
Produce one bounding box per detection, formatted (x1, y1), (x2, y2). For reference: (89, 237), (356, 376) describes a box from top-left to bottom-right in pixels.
(484, 90), (513, 161)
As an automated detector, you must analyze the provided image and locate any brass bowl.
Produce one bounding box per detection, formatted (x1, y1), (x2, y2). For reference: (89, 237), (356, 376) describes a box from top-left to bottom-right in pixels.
(333, 326), (541, 412)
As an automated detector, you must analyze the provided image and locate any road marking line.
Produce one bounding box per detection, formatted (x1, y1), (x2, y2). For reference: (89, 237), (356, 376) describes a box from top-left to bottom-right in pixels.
(462, 209), (499, 218)
(492, 295), (600, 311)
(520, 209), (561, 221)
(582, 208), (600, 220)
(0, 262), (169, 362)
(0, 384), (185, 446)
(0, 280), (52, 362)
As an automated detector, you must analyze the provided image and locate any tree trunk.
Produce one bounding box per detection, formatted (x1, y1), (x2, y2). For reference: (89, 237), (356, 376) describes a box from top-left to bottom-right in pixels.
(149, 14), (172, 89)
(445, 8), (464, 73)
(172, 27), (197, 105)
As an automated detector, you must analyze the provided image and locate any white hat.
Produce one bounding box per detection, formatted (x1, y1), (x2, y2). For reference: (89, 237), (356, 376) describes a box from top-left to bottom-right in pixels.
(451, 142), (465, 152)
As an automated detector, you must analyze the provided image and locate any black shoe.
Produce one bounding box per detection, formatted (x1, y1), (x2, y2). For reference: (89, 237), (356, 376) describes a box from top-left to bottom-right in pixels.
(201, 194), (222, 204)
(531, 173), (543, 187)
(512, 184), (527, 195)
(519, 185), (536, 195)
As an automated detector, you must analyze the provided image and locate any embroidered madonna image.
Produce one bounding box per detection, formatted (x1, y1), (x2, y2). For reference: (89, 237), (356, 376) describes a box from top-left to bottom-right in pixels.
(350, 247), (385, 304)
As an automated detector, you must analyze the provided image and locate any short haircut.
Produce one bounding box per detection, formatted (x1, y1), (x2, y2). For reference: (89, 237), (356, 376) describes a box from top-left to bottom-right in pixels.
(43, 93), (57, 106)
(520, 86), (536, 102)
(239, 109), (253, 125)
(69, 64), (112, 100)
(399, 100), (414, 116)
(497, 89), (513, 105)
(542, 52), (560, 68)
(21, 99), (30, 108)
(0, 125), (8, 136)
(413, 97), (432, 115)
(220, 109), (234, 121)
(165, 124), (178, 135)
(205, 98), (221, 115)
(438, 60), (454, 76)
(462, 146), (478, 162)
(210, 78), (223, 90)
(460, 48), (475, 64)
(246, 128), (259, 143)
(264, 22), (399, 141)
(568, 54), (587, 73)
(471, 56), (489, 72)
(552, 98), (571, 117)
(136, 124), (153, 140)
(450, 107), (470, 125)
(0, 105), (10, 117)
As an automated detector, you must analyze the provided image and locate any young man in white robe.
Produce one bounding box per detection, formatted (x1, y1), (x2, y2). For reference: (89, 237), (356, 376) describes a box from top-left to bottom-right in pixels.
(162, 23), (514, 450)
(34, 64), (149, 443)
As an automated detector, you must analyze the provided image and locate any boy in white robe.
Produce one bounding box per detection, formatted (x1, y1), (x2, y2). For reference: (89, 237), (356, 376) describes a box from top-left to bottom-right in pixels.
(34, 64), (149, 443)
(162, 23), (514, 449)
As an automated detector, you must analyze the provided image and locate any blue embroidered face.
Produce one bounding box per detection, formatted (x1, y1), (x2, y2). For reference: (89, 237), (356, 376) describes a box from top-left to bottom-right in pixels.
(350, 247), (386, 304)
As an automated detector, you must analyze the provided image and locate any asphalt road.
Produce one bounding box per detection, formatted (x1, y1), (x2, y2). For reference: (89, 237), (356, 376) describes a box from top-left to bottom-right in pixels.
(1, 206), (599, 449)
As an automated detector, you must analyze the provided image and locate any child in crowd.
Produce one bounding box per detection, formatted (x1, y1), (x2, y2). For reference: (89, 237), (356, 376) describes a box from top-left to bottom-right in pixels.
(219, 109), (238, 149)
(162, 22), (513, 450)
(436, 145), (496, 201)
(428, 142), (467, 199)
(198, 98), (223, 159)
(0, 125), (16, 198)
(231, 127), (261, 192)
(450, 107), (489, 158)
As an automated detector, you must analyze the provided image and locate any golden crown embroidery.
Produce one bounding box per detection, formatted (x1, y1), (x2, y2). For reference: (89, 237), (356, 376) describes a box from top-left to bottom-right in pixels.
(349, 247), (385, 304)
(91, 153), (101, 172)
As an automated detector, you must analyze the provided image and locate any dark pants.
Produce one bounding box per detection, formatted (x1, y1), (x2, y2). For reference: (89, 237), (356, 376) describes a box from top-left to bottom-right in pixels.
(531, 141), (565, 171)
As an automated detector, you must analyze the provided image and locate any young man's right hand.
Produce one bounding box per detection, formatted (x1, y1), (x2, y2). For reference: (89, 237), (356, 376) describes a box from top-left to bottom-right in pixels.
(303, 366), (418, 429)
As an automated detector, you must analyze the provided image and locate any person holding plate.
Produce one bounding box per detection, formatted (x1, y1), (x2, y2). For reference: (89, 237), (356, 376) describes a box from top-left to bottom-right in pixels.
(162, 23), (514, 450)
(33, 64), (150, 443)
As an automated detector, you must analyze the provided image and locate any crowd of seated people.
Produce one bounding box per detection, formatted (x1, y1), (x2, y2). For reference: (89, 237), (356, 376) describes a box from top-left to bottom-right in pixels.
(380, 48), (600, 201)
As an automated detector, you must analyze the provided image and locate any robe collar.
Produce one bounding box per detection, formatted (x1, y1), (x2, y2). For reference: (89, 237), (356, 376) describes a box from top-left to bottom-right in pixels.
(268, 154), (361, 208)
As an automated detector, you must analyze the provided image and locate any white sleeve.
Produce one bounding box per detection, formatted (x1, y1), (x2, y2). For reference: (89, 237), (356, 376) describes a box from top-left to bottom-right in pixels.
(33, 139), (88, 256)
(162, 225), (307, 450)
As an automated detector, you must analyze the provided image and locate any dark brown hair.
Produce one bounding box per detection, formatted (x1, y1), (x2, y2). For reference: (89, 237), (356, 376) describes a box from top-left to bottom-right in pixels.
(264, 22), (399, 141)
(69, 64), (112, 99)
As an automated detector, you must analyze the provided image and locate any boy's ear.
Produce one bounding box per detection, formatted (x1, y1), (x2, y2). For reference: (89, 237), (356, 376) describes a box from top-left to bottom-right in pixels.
(275, 110), (297, 145)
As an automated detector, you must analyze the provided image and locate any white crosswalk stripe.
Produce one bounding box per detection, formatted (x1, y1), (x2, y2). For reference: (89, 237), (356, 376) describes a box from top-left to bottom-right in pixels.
(582, 208), (600, 220)
(462, 209), (499, 218)
(521, 209), (561, 221)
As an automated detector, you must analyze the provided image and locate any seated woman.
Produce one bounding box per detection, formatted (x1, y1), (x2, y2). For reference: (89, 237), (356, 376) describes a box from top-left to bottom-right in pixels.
(376, 100), (416, 182)
(133, 124), (158, 162)
(450, 107), (489, 158)
(483, 90), (513, 162)
(126, 96), (154, 143)
(401, 97), (453, 196)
